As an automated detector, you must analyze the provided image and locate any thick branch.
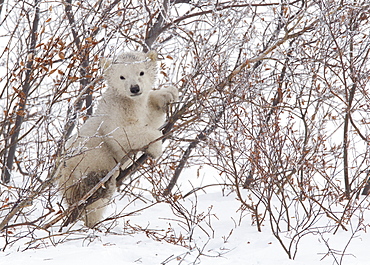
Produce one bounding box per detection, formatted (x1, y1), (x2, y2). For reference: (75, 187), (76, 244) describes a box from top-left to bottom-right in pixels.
(2, 0), (40, 183)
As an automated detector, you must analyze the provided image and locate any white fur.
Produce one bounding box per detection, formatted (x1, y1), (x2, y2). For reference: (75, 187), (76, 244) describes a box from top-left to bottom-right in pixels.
(58, 51), (178, 228)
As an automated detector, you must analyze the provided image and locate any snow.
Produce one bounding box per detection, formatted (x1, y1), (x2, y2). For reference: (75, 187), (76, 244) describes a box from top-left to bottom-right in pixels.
(1, 186), (369, 265)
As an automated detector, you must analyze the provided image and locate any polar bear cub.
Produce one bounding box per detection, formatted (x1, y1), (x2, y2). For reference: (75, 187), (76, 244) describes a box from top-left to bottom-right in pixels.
(58, 51), (178, 228)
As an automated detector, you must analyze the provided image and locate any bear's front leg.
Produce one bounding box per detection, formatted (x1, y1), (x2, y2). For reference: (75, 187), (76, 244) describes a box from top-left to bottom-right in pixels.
(149, 86), (179, 112)
(143, 128), (163, 159)
(146, 139), (163, 159)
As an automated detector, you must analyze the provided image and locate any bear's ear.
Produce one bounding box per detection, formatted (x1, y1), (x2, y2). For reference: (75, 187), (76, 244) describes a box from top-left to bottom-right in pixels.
(99, 57), (112, 70)
(146, 50), (158, 61)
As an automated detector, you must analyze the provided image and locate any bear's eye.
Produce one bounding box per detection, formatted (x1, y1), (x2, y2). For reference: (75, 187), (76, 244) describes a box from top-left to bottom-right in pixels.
(120, 75), (125, 80)
(139, 71), (144, 76)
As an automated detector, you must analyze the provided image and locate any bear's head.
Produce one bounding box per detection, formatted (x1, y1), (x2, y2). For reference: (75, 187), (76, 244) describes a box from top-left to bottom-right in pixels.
(101, 51), (158, 99)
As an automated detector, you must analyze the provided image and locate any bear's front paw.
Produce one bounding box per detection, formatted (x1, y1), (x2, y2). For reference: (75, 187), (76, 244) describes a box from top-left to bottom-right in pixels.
(149, 86), (179, 111)
(162, 86), (179, 103)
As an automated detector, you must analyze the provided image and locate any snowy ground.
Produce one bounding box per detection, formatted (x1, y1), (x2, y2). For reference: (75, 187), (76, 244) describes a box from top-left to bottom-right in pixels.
(1, 183), (369, 265)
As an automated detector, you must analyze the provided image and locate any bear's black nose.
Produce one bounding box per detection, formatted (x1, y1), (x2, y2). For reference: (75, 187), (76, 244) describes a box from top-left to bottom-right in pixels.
(130, 84), (140, 94)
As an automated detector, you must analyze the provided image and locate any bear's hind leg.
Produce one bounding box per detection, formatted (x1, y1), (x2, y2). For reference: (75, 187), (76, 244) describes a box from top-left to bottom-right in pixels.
(83, 198), (110, 228)
(63, 170), (116, 228)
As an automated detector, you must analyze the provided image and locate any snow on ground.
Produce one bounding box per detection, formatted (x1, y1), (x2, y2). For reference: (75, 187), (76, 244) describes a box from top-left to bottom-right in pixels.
(1, 186), (369, 265)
